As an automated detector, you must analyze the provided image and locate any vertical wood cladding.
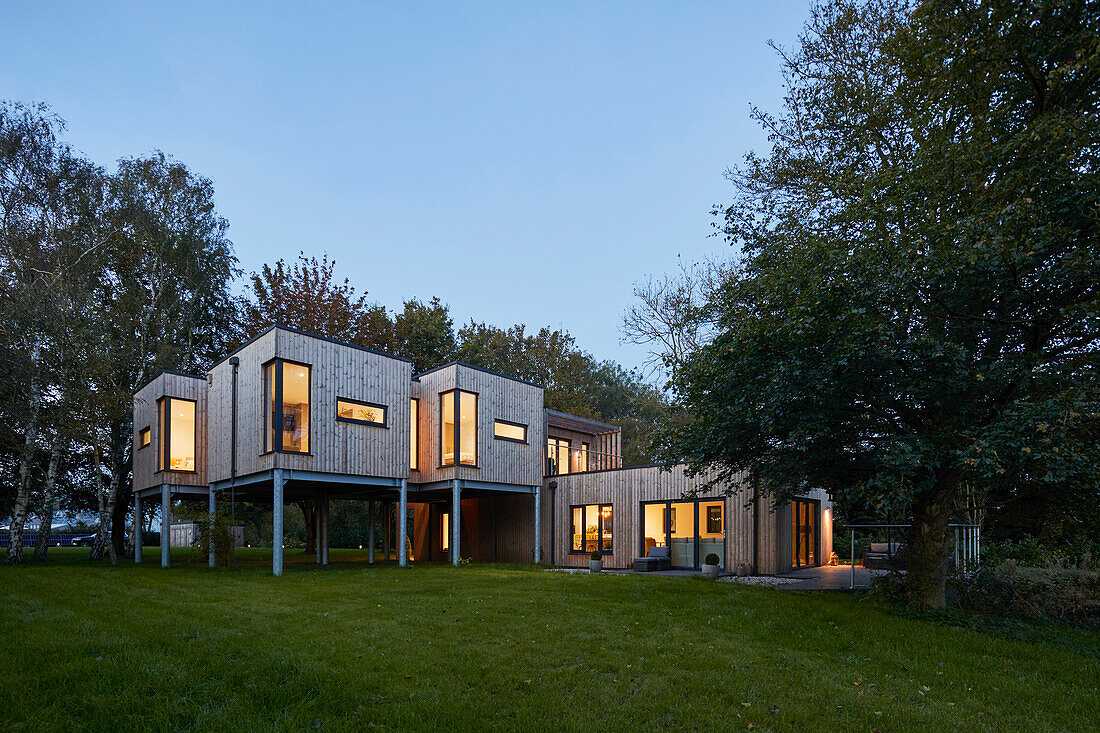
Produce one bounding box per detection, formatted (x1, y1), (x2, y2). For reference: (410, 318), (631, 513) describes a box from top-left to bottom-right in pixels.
(133, 372), (208, 491)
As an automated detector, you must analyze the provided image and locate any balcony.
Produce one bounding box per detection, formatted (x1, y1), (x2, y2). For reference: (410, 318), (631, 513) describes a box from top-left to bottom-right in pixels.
(545, 445), (622, 476)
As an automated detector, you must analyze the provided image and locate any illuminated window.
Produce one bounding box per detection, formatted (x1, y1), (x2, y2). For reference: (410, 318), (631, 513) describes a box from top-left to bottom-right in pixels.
(337, 397), (387, 427)
(410, 398), (419, 470)
(440, 389), (477, 466)
(156, 397), (196, 472)
(263, 359), (311, 453)
(138, 426), (151, 449)
(493, 419), (527, 443)
(441, 512), (450, 552)
(570, 504), (612, 554)
(546, 437), (570, 475)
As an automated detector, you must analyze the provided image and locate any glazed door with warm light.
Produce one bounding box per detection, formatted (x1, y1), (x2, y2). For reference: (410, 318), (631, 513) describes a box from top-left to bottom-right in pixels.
(640, 499), (726, 570)
(791, 499), (817, 568)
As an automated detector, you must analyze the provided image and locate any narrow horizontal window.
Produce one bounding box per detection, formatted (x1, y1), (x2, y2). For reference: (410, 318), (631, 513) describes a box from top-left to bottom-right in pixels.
(138, 426), (151, 449)
(493, 419), (527, 443)
(337, 398), (387, 427)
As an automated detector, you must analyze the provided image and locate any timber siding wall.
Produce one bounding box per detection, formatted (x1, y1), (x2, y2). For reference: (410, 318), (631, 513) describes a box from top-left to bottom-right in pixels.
(414, 363), (544, 487)
(133, 372), (208, 491)
(206, 327), (413, 483)
(548, 465), (756, 571)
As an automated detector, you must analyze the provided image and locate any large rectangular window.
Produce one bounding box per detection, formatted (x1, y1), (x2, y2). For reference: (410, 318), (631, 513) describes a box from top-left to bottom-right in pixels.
(156, 397), (196, 472)
(263, 359), (311, 454)
(337, 397), (387, 427)
(440, 389), (477, 466)
(641, 499), (725, 570)
(410, 398), (419, 470)
(493, 419), (527, 443)
(546, 437), (570, 475)
(570, 504), (612, 554)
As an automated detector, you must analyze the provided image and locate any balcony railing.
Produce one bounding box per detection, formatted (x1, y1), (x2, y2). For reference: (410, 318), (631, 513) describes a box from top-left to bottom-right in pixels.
(545, 446), (622, 476)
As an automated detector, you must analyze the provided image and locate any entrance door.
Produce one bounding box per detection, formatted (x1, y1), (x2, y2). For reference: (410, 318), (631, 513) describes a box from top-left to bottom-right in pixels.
(791, 499), (817, 567)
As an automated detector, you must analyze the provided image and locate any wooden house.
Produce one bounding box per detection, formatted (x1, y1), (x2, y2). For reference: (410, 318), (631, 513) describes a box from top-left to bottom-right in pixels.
(132, 325), (832, 575)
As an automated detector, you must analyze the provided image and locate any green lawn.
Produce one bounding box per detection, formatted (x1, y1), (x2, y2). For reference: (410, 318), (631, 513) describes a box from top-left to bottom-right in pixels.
(2, 549), (1097, 732)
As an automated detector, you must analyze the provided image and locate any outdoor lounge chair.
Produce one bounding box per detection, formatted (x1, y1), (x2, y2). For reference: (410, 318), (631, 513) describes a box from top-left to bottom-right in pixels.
(862, 542), (905, 570)
(633, 545), (671, 572)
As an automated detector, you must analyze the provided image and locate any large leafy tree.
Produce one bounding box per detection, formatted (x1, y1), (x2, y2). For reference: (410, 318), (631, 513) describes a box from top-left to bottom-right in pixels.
(658, 0), (1100, 608)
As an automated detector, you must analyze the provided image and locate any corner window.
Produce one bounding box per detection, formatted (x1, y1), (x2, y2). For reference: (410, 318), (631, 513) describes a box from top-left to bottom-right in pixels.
(156, 397), (196, 472)
(441, 389), (477, 466)
(493, 419), (527, 443)
(263, 359), (311, 453)
(546, 437), (570, 475)
(410, 398), (419, 470)
(138, 426), (151, 449)
(337, 397), (387, 427)
(571, 504), (612, 554)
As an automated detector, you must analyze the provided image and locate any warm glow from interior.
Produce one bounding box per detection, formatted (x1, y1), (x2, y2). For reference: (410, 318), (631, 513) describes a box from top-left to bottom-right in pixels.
(493, 420), (526, 442)
(168, 399), (195, 471)
(281, 362), (310, 452)
(458, 391), (476, 465)
(442, 391), (455, 465)
(337, 399), (385, 425)
(410, 398), (418, 470)
(441, 513), (450, 552)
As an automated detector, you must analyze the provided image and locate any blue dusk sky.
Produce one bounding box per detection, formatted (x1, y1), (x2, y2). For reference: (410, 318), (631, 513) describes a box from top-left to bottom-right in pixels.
(1, 1), (812, 371)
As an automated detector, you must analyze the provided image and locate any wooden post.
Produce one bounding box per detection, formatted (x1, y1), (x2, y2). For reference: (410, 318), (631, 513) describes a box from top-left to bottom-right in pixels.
(208, 490), (216, 569)
(160, 484), (170, 569)
(134, 493), (143, 564)
(383, 501), (391, 561)
(273, 469), (284, 577)
(398, 479), (408, 568)
(321, 495), (329, 565)
(452, 480), (461, 566)
(533, 484), (541, 564)
(368, 500), (375, 564)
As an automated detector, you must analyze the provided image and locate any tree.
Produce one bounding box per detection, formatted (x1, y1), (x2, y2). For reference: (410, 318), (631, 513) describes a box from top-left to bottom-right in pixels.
(241, 252), (392, 351)
(392, 297), (456, 372)
(655, 0), (1100, 609)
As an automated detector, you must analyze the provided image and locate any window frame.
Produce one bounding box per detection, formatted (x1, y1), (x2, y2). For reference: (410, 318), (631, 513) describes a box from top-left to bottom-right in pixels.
(492, 418), (528, 444)
(138, 426), (151, 450)
(155, 396), (197, 474)
(439, 388), (478, 468)
(261, 357), (313, 455)
(569, 503), (613, 555)
(546, 436), (571, 476)
(336, 396), (388, 428)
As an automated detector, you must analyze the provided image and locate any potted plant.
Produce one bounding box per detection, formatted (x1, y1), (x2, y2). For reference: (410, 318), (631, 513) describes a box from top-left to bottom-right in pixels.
(589, 550), (604, 573)
(702, 553), (721, 579)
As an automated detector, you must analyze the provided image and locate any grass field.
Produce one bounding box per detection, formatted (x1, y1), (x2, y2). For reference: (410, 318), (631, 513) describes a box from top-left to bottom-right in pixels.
(2, 548), (1097, 732)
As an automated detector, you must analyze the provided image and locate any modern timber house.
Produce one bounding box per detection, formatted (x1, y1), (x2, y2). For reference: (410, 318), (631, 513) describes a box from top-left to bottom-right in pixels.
(132, 325), (833, 575)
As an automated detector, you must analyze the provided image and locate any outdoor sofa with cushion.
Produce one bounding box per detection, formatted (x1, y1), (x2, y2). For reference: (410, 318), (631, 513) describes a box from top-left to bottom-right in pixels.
(633, 545), (671, 572)
(862, 542), (905, 570)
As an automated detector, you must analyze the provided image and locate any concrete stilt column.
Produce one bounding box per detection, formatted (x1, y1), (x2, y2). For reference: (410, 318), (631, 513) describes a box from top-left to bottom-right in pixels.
(208, 490), (216, 569)
(273, 469), (284, 577)
(452, 479), (461, 566)
(321, 495), (329, 566)
(134, 494), (143, 564)
(398, 479), (407, 568)
(368, 500), (375, 564)
(160, 484), (170, 568)
(533, 484), (541, 564)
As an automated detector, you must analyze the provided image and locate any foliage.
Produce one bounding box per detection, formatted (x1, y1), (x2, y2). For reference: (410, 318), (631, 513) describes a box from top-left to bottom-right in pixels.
(590, 550), (603, 561)
(392, 297), (457, 372)
(654, 0), (1100, 609)
(704, 553), (720, 566)
(953, 563), (1100, 625)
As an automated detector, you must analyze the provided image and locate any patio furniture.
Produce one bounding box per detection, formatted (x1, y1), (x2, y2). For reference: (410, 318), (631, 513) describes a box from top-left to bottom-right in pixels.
(862, 542), (905, 570)
(633, 545), (671, 572)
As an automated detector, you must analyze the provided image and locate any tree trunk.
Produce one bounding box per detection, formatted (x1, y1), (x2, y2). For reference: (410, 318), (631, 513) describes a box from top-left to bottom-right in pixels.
(88, 445), (119, 564)
(110, 424), (131, 558)
(7, 341), (42, 565)
(905, 468), (962, 610)
(33, 441), (62, 562)
(298, 500), (316, 554)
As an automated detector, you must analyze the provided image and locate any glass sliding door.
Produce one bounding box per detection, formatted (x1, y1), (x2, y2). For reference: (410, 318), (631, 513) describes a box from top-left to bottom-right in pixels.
(640, 499), (726, 570)
(791, 499), (818, 568)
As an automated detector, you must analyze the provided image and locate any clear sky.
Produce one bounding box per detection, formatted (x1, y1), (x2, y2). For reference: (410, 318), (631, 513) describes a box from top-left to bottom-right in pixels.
(2, 1), (812, 371)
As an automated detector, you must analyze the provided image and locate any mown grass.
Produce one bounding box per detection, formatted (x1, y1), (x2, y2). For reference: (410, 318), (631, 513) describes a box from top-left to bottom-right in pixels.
(1, 548), (1097, 732)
